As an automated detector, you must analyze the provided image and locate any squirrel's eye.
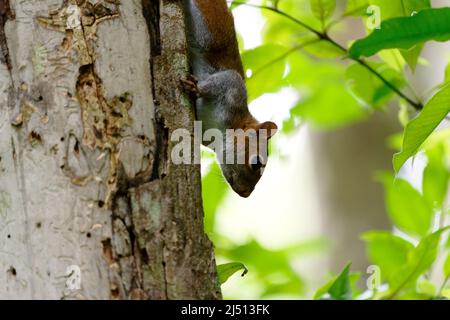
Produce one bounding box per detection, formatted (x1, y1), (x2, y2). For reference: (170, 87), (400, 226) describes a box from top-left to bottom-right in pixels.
(250, 156), (263, 171)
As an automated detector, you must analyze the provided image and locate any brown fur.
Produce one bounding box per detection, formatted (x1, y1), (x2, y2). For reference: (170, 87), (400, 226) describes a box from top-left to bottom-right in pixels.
(236, 115), (259, 131)
(195, 0), (245, 78)
(232, 119), (278, 166)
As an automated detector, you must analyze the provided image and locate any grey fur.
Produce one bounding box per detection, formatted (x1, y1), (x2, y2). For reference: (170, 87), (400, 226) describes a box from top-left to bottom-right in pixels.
(184, 0), (250, 132)
(184, 0), (269, 197)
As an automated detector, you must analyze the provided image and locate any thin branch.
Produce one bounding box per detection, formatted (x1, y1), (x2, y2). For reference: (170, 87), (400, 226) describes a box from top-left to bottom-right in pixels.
(230, 1), (424, 110)
(386, 241), (431, 300)
(231, 2), (324, 39)
(325, 4), (369, 32)
(344, 4), (371, 18)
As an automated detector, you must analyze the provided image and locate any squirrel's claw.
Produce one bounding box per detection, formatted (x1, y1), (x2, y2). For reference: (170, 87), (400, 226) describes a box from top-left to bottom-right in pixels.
(180, 75), (200, 97)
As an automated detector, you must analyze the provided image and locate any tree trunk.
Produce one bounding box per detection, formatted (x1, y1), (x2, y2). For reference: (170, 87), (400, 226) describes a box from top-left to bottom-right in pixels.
(0, 0), (220, 300)
(310, 110), (398, 274)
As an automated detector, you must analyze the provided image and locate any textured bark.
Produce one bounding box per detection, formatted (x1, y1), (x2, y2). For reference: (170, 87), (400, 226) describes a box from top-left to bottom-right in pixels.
(0, 0), (220, 299)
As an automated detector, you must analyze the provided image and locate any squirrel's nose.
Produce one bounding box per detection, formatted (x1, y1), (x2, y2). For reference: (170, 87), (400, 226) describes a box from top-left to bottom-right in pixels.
(238, 189), (252, 198)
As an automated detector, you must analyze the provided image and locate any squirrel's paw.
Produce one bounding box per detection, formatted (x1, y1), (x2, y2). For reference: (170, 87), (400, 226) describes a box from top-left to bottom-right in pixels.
(180, 75), (200, 97)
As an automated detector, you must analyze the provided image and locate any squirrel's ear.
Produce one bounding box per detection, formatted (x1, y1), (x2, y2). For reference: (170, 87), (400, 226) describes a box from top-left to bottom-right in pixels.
(259, 121), (278, 139)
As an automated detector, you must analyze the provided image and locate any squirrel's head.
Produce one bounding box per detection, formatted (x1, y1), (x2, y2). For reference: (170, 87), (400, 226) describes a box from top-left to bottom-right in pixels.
(219, 121), (278, 197)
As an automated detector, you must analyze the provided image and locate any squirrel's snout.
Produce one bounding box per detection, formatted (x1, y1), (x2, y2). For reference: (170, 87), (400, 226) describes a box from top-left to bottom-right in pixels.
(223, 167), (256, 197)
(236, 187), (254, 198)
(239, 190), (252, 198)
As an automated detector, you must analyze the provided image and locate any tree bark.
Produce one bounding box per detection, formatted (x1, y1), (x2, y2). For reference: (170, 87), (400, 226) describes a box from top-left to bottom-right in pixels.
(0, 0), (220, 300)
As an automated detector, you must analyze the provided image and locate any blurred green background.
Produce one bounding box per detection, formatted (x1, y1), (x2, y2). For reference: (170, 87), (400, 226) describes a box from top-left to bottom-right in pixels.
(202, 0), (450, 299)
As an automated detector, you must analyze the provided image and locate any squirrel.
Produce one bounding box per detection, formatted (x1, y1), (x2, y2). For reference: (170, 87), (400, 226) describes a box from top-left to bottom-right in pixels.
(183, 0), (278, 198)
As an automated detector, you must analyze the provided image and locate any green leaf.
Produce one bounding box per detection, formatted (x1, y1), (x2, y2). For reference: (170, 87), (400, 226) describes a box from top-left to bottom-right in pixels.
(388, 228), (448, 297)
(369, 0), (431, 19)
(303, 40), (347, 59)
(397, 1), (431, 71)
(314, 279), (334, 300)
(362, 231), (414, 285)
(441, 289), (450, 299)
(423, 144), (450, 209)
(398, 101), (410, 127)
(216, 239), (309, 297)
(392, 289), (431, 300)
(262, 0), (320, 46)
(345, 0), (369, 16)
(289, 84), (368, 130)
(445, 62), (450, 84)
(328, 264), (352, 300)
(349, 8), (450, 59)
(230, 0), (249, 10)
(387, 132), (405, 151)
(280, 50), (369, 130)
(398, 0), (431, 15)
(367, 0), (431, 71)
(444, 254), (450, 278)
(378, 173), (433, 237)
(315, 272), (360, 300)
(314, 264), (353, 300)
(401, 45), (424, 72)
(417, 279), (436, 297)
(201, 158), (229, 236)
(242, 44), (288, 102)
(217, 262), (248, 285)
(310, 0), (336, 23)
(345, 62), (405, 108)
(393, 83), (450, 172)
